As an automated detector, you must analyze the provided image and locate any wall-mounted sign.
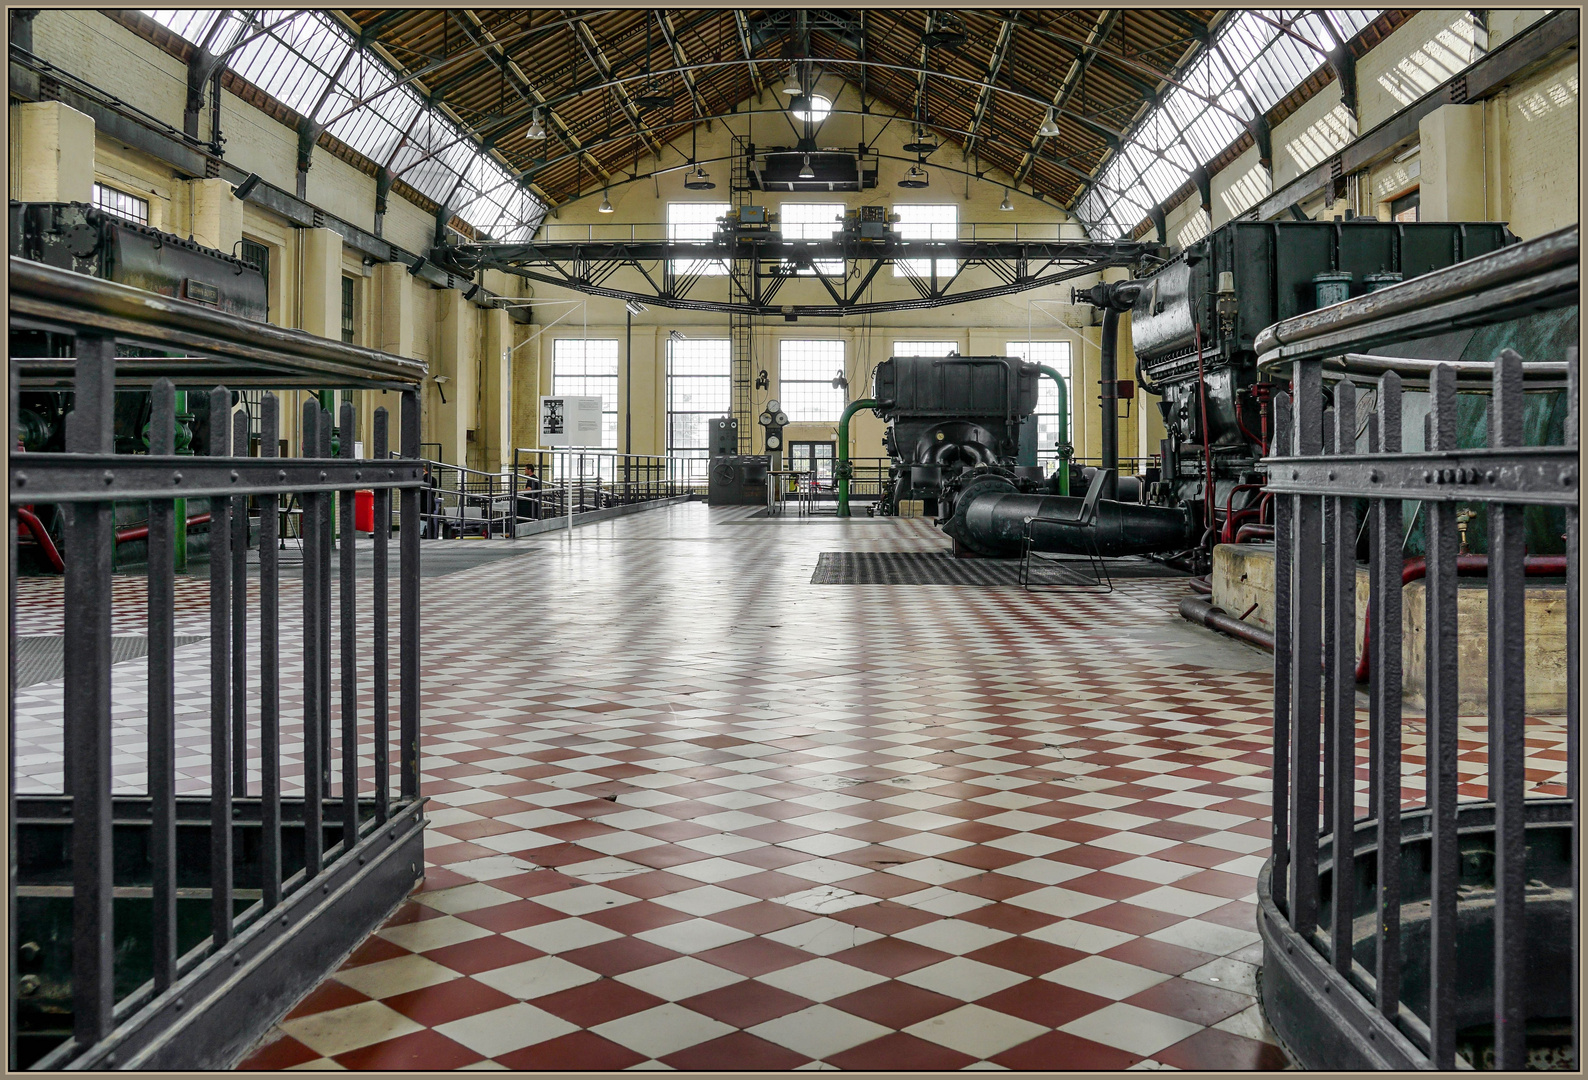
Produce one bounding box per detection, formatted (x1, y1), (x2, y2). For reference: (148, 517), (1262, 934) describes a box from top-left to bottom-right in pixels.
(539, 395), (602, 448)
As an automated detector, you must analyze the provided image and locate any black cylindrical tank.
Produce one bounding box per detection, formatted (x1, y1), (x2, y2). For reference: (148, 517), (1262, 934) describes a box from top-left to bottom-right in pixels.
(941, 474), (1196, 558)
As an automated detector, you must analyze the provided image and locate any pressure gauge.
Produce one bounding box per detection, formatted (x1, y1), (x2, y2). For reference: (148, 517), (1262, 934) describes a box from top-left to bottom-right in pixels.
(766, 433), (782, 450)
(759, 411), (774, 426)
(766, 398), (781, 412)
(775, 411), (789, 425)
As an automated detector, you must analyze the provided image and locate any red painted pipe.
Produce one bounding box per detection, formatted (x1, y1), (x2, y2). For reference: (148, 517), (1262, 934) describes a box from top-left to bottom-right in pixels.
(1236, 524), (1275, 544)
(1355, 554), (1569, 681)
(114, 512), (211, 546)
(16, 507), (64, 573)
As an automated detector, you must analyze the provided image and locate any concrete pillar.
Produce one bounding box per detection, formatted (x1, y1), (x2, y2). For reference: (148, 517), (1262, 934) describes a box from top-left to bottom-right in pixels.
(10, 100), (94, 203)
(187, 177), (243, 252)
(299, 227), (343, 339)
(1418, 103), (1486, 222)
(370, 262), (416, 457)
(511, 329), (541, 452)
(482, 305), (512, 473)
(373, 262), (415, 356)
(434, 290), (475, 469)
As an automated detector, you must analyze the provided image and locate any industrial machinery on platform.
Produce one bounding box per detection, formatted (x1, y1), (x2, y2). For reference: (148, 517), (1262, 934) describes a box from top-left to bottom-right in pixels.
(864, 355), (1051, 518)
(10, 201), (269, 571)
(842, 354), (1196, 558)
(1122, 216), (1516, 563)
(843, 219), (1526, 564)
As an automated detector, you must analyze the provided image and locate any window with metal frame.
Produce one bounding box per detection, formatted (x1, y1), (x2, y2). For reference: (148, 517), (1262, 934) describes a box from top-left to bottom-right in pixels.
(892, 340), (958, 357)
(341, 276), (356, 343)
(238, 238), (270, 284)
(779, 339), (847, 423)
(779, 203), (845, 276)
(788, 440), (836, 485)
(91, 182), (149, 225)
(667, 338), (732, 481)
(667, 202), (732, 276)
(893, 204), (957, 278)
(1007, 340), (1074, 459)
(552, 338), (620, 451)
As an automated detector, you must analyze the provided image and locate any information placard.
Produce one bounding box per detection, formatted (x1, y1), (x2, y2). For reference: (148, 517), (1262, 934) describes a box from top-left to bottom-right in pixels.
(539, 395), (603, 448)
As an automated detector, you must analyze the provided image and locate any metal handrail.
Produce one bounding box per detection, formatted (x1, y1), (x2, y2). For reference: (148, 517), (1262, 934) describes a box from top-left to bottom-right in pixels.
(9, 257), (428, 389)
(1255, 225), (1579, 373)
(1257, 243), (1580, 1070)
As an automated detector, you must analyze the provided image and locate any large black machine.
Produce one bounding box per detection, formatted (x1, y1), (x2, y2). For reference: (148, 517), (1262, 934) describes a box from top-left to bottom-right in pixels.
(870, 355), (1053, 517)
(861, 354), (1195, 558)
(10, 201), (269, 571)
(1125, 217), (1514, 568)
(859, 218), (1517, 565)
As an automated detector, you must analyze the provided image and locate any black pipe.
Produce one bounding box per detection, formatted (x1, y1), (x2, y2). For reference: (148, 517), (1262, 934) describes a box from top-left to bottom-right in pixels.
(1179, 597), (1274, 651)
(940, 473), (1195, 558)
(1100, 306), (1120, 500)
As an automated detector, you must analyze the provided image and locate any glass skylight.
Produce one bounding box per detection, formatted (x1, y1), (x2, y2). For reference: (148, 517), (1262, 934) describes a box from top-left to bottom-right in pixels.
(1073, 9), (1382, 238)
(144, 9), (546, 242)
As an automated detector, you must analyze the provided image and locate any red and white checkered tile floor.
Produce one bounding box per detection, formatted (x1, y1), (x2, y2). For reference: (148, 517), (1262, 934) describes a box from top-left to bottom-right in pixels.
(12, 504), (1567, 1070)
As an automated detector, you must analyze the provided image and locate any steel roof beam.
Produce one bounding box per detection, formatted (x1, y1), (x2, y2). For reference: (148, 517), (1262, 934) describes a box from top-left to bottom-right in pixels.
(964, 13), (1016, 159)
(655, 12), (712, 122)
(451, 11), (608, 191)
(732, 10), (764, 96)
(573, 19), (665, 161)
(1013, 10), (1116, 187)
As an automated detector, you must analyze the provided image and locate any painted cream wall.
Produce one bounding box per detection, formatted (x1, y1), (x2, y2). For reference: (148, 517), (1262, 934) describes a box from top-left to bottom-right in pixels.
(1501, 56), (1579, 239)
(1271, 83), (1355, 190)
(10, 101), (95, 203)
(1356, 11), (1487, 131)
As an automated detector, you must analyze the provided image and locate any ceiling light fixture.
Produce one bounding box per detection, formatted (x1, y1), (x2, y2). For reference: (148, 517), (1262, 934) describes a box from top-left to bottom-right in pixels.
(526, 110), (546, 140)
(899, 163), (930, 189)
(598, 191), (613, 213)
(782, 67), (802, 95)
(1038, 108), (1062, 138)
(798, 154), (815, 180)
(684, 165), (715, 190)
(903, 128), (938, 155)
(625, 300), (647, 316)
(1000, 189), (1014, 211)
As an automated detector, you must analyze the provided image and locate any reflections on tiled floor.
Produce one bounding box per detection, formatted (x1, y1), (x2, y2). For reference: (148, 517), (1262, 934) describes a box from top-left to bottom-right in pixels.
(235, 506), (1290, 1070)
(20, 505), (1562, 1070)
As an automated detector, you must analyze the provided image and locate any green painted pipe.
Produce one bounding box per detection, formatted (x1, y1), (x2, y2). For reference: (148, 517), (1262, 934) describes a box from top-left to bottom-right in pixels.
(836, 398), (885, 518)
(1035, 364), (1071, 496)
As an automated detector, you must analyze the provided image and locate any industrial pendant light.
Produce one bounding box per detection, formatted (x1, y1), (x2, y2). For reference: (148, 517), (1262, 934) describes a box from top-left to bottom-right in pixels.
(685, 164), (715, 190)
(1000, 189), (1014, 211)
(798, 154), (815, 180)
(598, 191), (614, 213)
(1038, 108), (1061, 138)
(782, 65), (802, 94)
(899, 162), (929, 189)
(525, 109), (546, 140)
(903, 126), (938, 155)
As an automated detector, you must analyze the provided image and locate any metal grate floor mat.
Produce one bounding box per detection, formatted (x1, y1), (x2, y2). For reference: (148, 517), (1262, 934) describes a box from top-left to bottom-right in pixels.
(810, 550), (1189, 585)
(14, 634), (207, 689)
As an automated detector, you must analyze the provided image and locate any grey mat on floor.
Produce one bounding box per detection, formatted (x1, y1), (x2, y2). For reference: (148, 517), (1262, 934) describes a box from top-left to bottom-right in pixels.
(810, 550), (1186, 585)
(14, 634), (207, 688)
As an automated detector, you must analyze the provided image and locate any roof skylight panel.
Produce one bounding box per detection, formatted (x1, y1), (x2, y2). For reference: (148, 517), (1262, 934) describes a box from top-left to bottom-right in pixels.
(228, 22), (333, 116)
(145, 9), (222, 47)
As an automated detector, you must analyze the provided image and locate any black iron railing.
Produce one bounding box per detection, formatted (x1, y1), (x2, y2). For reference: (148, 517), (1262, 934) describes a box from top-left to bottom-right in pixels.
(9, 264), (429, 1069)
(1254, 226), (1579, 1071)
